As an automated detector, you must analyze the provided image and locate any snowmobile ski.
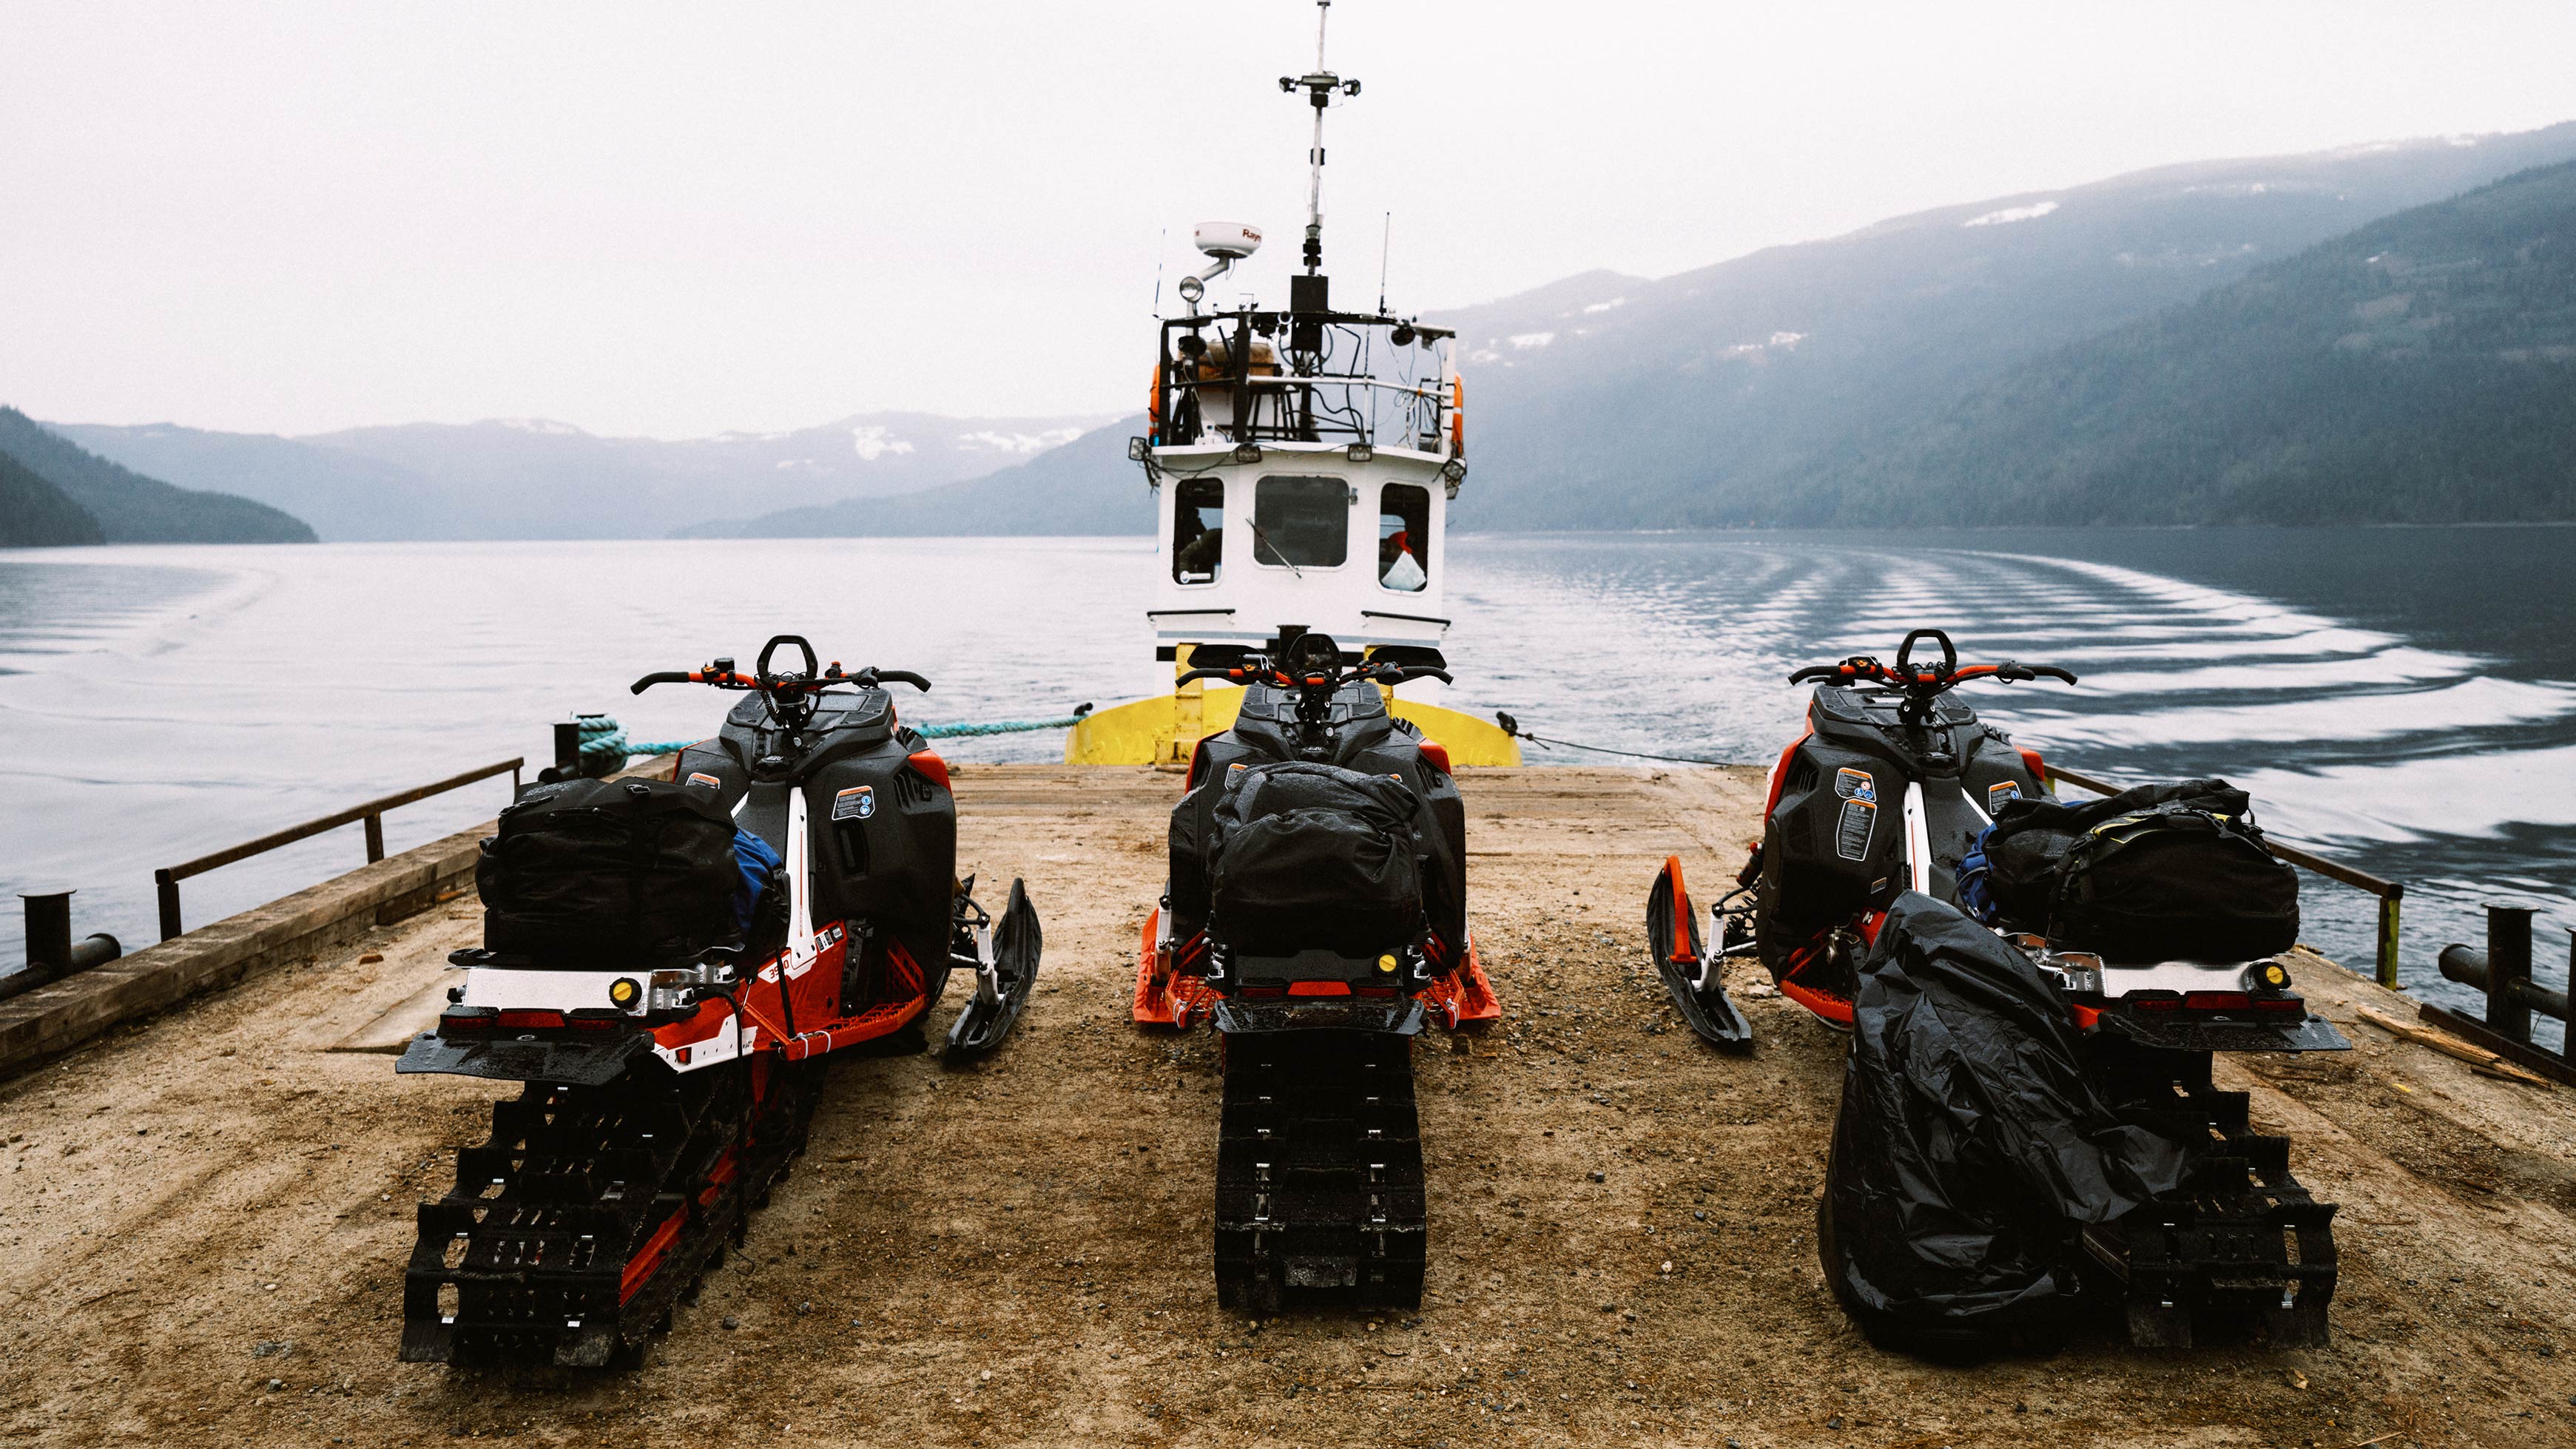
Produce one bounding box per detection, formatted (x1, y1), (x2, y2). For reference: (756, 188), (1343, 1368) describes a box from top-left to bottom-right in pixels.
(944, 877), (1041, 1059)
(1645, 856), (1754, 1050)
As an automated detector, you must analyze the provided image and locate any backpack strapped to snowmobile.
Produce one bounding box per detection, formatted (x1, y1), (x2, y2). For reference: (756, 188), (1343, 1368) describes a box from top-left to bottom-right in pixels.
(1141, 631), (1497, 1315)
(394, 635), (1039, 1368)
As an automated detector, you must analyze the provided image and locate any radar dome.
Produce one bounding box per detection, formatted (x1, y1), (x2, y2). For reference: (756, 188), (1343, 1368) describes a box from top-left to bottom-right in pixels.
(1193, 222), (1263, 260)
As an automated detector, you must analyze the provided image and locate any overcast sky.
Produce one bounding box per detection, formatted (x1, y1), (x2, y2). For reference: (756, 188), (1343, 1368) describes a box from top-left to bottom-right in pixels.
(4, 1), (2572, 439)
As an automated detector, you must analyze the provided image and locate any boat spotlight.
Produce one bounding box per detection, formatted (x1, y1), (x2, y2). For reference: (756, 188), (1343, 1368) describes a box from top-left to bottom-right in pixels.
(1390, 323), (1416, 346)
(1231, 443), (1265, 465)
(1128, 436), (1150, 462)
(1346, 443), (1374, 463)
(1176, 275), (1204, 306)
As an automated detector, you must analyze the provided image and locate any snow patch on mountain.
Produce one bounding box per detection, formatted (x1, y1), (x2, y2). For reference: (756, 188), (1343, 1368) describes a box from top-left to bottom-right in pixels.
(850, 425), (917, 461)
(1963, 200), (2060, 228)
(953, 426), (1085, 456)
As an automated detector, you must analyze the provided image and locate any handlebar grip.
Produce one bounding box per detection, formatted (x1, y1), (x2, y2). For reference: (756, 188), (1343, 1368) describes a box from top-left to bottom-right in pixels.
(2032, 666), (2079, 684)
(874, 669), (931, 692)
(630, 670), (694, 695)
(1173, 667), (1237, 686)
(1404, 667), (1456, 686)
(1787, 666), (1842, 684)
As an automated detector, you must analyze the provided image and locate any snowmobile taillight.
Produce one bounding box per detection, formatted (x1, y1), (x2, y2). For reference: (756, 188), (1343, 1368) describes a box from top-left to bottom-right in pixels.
(1286, 981), (1352, 997)
(1241, 984), (1285, 998)
(2250, 994), (2309, 1016)
(438, 1007), (499, 1034)
(496, 1009), (566, 1030)
(2182, 992), (2252, 1013)
(1353, 985), (1399, 998)
(565, 1010), (627, 1033)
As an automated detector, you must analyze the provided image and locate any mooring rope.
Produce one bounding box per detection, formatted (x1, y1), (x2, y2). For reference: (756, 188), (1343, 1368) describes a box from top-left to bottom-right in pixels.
(579, 706), (1095, 762)
(1493, 712), (1749, 769)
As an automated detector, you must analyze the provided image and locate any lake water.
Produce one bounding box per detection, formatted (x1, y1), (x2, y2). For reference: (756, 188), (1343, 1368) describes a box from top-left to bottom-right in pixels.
(3, 528), (2570, 1030)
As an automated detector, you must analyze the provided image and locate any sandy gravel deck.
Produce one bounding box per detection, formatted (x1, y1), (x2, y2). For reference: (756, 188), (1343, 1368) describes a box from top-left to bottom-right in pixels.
(2, 763), (2572, 1448)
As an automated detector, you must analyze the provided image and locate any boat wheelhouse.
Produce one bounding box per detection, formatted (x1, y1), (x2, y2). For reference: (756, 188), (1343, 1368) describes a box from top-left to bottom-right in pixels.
(1066, 4), (1517, 766)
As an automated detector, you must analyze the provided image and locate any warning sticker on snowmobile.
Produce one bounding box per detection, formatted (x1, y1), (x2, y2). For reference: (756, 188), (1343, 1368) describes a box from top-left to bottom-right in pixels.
(1987, 781), (2020, 813)
(1836, 800), (1876, 860)
(1835, 767), (1877, 804)
(687, 771), (721, 790)
(832, 785), (876, 821)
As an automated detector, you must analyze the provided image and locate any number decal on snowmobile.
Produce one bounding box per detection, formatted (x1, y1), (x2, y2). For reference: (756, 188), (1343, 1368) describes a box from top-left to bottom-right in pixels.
(831, 784), (876, 820)
(1835, 800), (1876, 860)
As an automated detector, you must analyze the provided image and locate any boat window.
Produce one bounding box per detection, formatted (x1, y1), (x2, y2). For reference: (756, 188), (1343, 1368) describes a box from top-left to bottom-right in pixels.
(1252, 476), (1349, 568)
(1378, 484), (1429, 592)
(1172, 478), (1224, 584)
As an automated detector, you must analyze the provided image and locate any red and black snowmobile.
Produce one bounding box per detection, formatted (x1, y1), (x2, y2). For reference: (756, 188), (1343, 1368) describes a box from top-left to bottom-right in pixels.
(1668, 628), (2349, 1347)
(1137, 632), (1499, 1314)
(396, 635), (1039, 1368)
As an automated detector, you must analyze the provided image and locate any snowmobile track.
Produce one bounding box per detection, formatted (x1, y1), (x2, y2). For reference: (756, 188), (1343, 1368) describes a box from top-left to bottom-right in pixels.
(1214, 1028), (1426, 1314)
(401, 1058), (821, 1368)
(2083, 1040), (2338, 1347)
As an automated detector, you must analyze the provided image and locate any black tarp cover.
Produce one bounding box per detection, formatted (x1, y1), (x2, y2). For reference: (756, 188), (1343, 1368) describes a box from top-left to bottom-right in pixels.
(1818, 892), (2189, 1350)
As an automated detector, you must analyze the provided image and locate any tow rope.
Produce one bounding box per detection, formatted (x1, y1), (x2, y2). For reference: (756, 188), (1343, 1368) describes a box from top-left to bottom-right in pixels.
(580, 706), (1096, 763)
(1493, 712), (1749, 769)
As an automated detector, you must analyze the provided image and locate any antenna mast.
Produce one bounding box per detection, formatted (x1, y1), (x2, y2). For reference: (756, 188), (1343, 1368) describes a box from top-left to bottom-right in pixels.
(1281, 0), (1358, 277)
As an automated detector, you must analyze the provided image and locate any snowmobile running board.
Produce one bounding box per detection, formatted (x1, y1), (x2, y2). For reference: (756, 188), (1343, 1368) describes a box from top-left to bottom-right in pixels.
(1215, 1028), (1426, 1315)
(1646, 857), (1754, 1050)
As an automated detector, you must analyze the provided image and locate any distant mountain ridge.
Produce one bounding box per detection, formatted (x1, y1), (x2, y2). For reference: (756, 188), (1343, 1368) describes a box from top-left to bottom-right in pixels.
(664, 123), (2576, 540)
(675, 419), (1152, 538)
(0, 408), (313, 544)
(0, 449), (104, 547)
(1431, 123), (2576, 529)
(55, 411), (1113, 541)
(1809, 160), (2576, 524)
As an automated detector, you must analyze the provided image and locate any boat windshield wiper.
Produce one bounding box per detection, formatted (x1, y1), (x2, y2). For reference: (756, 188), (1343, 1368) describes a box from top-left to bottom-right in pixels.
(1247, 519), (1304, 578)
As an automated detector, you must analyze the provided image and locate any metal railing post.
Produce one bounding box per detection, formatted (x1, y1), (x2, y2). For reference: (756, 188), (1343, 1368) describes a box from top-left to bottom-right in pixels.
(156, 870), (183, 942)
(2484, 904), (2537, 1044)
(21, 891), (71, 979)
(2376, 890), (2404, 990)
(364, 812), (385, 864)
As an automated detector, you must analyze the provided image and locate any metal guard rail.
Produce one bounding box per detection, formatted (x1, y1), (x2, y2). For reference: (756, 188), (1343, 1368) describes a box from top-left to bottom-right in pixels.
(2046, 763), (2404, 990)
(152, 758), (522, 940)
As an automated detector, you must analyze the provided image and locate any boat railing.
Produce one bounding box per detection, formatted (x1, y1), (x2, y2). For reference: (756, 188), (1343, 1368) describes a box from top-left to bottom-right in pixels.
(1164, 372), (1448, 451)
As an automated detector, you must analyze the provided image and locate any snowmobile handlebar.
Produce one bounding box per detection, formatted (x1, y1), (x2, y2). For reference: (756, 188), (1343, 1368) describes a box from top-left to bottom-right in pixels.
(1786, 652), (2077, 692)
(629, 663), (933, 696)
(1173, 662), (1452, 689)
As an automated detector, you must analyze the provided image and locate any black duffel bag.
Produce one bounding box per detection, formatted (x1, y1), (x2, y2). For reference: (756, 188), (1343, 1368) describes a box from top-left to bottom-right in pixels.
(478, 777), (744, 965)
(1208, 762), (1426, 958)
(1821, 892), (2190, 1355)
(1980, 777), (2299, 962)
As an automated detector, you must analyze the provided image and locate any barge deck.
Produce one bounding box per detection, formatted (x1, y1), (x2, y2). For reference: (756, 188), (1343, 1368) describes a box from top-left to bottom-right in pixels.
(2, 764), (2572, 1447)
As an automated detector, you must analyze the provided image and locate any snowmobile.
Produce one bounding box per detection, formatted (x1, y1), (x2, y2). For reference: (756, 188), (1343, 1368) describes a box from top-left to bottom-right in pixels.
(395, 634), (1039, 1368)
(1674, 628), (2347, 1346)
(1136, 631), (1499, 1314)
